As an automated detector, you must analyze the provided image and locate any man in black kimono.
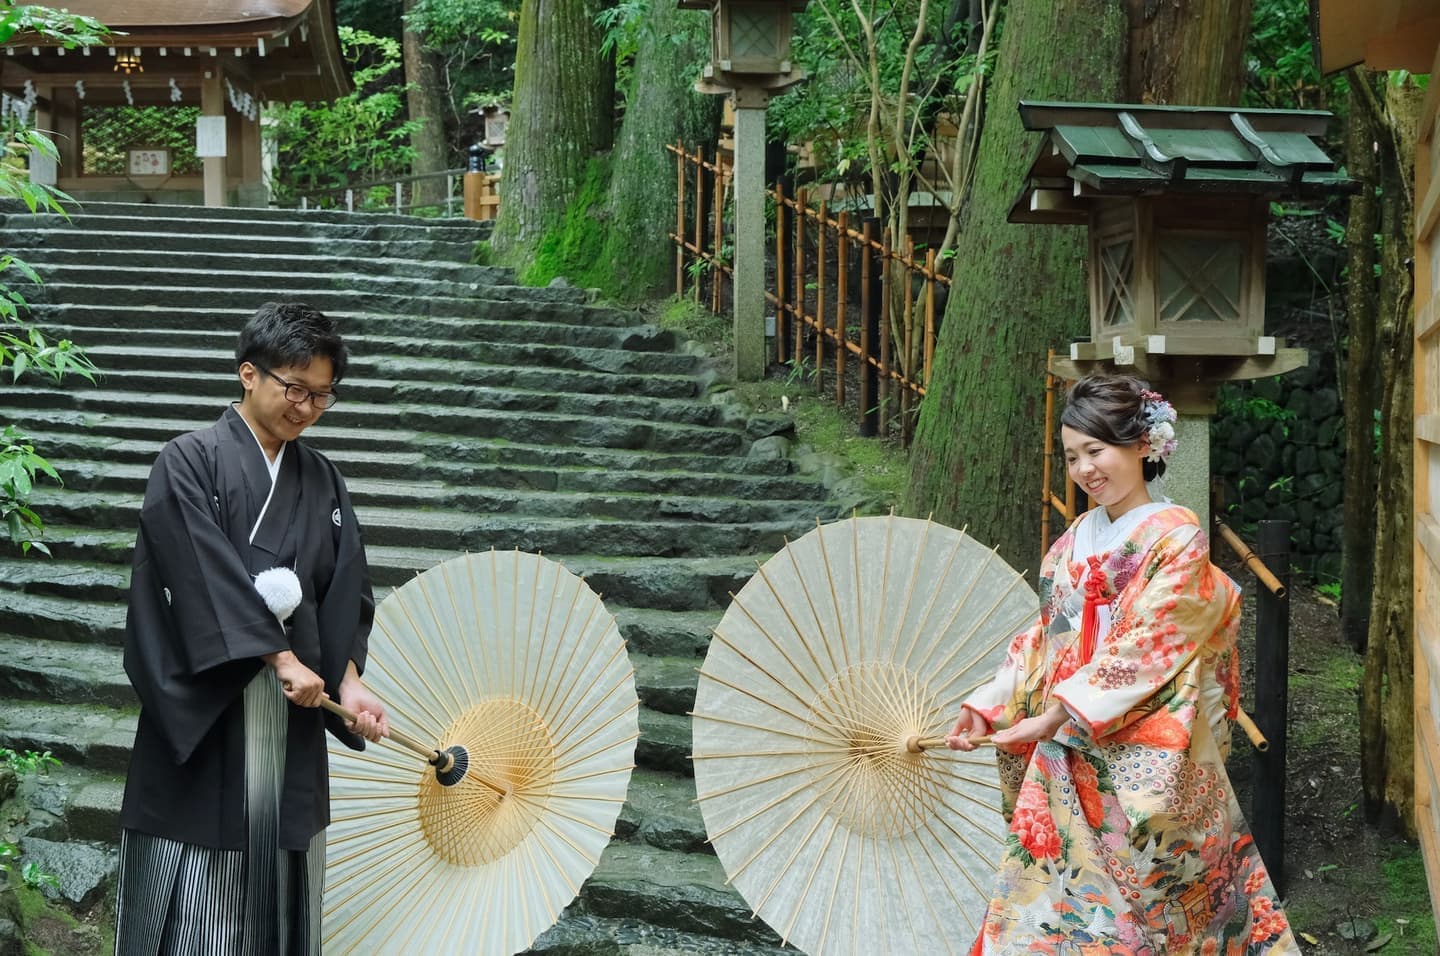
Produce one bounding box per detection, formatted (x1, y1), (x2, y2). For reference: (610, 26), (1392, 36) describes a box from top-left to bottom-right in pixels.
(114, 302), (388, 955)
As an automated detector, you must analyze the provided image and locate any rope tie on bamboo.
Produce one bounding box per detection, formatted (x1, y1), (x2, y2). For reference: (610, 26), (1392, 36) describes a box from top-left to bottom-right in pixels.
(1079, 553), (1107, 665)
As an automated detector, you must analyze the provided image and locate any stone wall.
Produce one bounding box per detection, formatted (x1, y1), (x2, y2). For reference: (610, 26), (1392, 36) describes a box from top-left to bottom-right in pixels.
(1211, 360), (1345, 585)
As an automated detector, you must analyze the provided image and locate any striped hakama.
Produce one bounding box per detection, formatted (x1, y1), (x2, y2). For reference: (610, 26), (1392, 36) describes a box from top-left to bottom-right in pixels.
(115, 668), (325, 955)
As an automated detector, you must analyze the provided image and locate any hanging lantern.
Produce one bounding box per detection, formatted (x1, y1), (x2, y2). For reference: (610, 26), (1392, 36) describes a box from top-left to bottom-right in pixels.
(114, 50), (143, 74)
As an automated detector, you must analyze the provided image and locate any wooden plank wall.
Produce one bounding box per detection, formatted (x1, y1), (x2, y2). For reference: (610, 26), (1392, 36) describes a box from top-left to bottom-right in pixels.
(1416, 39), (1440, 926)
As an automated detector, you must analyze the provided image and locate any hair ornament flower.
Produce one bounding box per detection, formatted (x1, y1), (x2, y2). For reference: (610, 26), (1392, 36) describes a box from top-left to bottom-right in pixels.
(1139, 389), (1178, 463)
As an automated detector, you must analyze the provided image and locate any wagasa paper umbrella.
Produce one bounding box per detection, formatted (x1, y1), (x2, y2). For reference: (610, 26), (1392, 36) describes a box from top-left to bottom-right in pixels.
(322, 550), (639, 954)
(692, 515), (1039, 955)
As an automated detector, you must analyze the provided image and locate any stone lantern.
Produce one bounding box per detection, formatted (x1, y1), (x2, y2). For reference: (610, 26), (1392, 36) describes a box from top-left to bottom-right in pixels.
(679, 0), (810, 380)
(1009, 100), (1352, 522)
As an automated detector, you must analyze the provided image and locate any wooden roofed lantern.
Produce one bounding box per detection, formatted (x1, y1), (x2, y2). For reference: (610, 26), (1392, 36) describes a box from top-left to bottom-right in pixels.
(678, 0), (809, 98)
(1011, 100), (1351, 412)
(0, 0), (349, 207)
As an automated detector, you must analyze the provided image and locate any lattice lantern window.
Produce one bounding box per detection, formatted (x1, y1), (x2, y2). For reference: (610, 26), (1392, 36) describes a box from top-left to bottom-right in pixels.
(679, 0), (809, 83)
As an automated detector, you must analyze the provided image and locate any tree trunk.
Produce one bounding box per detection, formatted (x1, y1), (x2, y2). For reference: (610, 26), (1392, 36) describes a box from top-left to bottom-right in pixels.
(904, 0), (1252, 568)
(492, 0), (614, 265)
(1360, 76), (1421, 833)
(597, 3), (716, 301)
(1341, 71), (1382, 652)
(402, 0), (450, 209)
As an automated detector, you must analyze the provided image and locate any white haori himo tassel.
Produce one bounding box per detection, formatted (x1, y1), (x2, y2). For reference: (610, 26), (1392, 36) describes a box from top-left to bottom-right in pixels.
(254, 566), (302, 622)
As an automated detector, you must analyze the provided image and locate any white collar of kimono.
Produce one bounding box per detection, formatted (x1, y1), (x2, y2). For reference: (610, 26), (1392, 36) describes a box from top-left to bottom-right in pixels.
(1072, 500), (1170, 565)
(1061, 500), (1169, 638)
(235, 414), (286, 544)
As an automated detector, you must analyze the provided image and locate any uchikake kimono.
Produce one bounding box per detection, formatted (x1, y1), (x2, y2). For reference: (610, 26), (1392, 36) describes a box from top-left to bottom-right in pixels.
(116, 406), (374, 955)
(961, 503), (1298, 955)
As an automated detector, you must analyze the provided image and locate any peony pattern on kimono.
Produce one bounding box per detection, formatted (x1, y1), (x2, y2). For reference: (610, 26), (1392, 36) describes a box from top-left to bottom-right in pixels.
(961, 505), (1300, 955)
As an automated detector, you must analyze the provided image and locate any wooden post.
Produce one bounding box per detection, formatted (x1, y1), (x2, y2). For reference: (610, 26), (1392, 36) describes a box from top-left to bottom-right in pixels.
(859, 219), (880, 437)
(675, 143), (686, 297)
(712, 154), (725, 315)
(815, 201), (828, 395)
(794, 189), (807, 369)
(694, 146), (709, 305)
(836, 211), (849, 405)
(201, 70), (226, 208)
(879, 229), (893, 435)
(1253, 519), (1290, 898)
(775, 183), (789, 366)
(900, 239), (916, 443)
(1042, 355), (1056, 560)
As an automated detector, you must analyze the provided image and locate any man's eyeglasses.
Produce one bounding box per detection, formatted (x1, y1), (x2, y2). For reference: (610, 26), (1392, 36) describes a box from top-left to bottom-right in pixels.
(256, 365), (339, 409)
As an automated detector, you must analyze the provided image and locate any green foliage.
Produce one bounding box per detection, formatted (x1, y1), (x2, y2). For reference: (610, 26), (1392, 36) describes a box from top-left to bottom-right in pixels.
(1377, 848), (1438, 952)
(266, 28), (421, 204)
(405, 0), (518, 137)
(0, 748), (62, 891)
(519, 156), (613, 289)
(1317, 581), (1342, 603)
(1245, 0), (1347, 118)
(656, 296), (729, 344)
(0, 3), (104, 558)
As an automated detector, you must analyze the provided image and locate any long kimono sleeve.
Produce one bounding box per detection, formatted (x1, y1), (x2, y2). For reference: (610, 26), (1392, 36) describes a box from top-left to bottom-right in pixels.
(1049, 524), (1233, 740)
(123, 439), (290, 763)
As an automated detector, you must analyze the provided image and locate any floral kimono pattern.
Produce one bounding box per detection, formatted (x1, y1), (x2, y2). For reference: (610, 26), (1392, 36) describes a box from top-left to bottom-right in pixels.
(962, 505), (1298, 955)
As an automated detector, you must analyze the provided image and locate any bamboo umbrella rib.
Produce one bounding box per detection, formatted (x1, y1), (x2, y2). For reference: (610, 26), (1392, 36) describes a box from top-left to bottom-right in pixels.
(544, 654), (634, 746)
(439, 557), (485, 719)
(516, 827), (570, 922)
(924, 582), (1036, 679)
(545, 684), (637, 769)
(548, 727), (641, 777)
(889, 831), (944, 955)
(928, 771), (1007, 813)
(884, 517), (939, 671)
(903, 819), (986, 932)
(850, 515), (865, 663)
(895, 521), (966, 669)
(894, 826), (971, 949)
(753, 557), (839, 690)
(329, 757), (423, 779)
(464, 551), (501, 701)
(916, 812), (1004, 903)
(388, 580), (468, 725)
(812, 519), (855, 676)
(689, 710), (857, 751)
(741, 770), (852, 917)
(521, 561), (558, 702)
(533, 599), (611, 724)
(780, 538), (846, 677)
(694, 669), (826, 737)
(706, 628), (837, 726)
(517, 553), (549, 704)
(327, 798), (422, 821)
(326, 830), (444, 932)
(368, 624), (455, 740)
(325, 815), (426, 868)
(907, 542), (1000, 675)
(409, 565), (467, 717)
(548, 763), (636, 788)
(530, 574), (591, 721)
(871, 513), (898, 663)
(808, 800), (856, 952)
(701, 753), (857, 843)
(717, 595), (828, 702)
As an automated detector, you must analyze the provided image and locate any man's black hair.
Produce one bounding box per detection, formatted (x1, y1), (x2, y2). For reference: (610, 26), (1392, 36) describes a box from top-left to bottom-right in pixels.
(235, 302), (348, 384)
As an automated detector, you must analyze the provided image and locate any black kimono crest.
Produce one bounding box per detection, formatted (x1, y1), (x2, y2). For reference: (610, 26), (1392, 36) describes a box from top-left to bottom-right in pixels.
(120, 407), (374, 850)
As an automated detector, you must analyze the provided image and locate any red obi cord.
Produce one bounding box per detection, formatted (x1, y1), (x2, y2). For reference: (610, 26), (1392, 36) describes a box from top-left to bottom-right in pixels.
(1078, 553), (1107, 665)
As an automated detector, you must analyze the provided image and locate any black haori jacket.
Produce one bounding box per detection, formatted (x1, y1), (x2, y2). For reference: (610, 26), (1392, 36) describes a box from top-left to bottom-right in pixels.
(120, 407), (374, 851)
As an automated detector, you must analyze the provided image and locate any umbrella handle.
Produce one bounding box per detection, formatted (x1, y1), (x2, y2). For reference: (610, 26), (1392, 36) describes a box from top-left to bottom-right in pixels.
(905, 734), (993, 752)
(283, 685), (511, 798)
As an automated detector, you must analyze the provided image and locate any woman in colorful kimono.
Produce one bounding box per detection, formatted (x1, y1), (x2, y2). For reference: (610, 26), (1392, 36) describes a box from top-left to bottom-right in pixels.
(947, 374), (1298, 954)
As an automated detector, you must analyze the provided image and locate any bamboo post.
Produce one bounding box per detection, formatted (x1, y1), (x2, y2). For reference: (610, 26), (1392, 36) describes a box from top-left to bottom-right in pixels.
(835, 211), (850, 405)
(694, 147), (708, 305)
(794, 189), (807, 370)
(815, 201), (828, 396)
(879, 229), (893, 435)
(1217, 523), (1288, 597)
(1253, 520), (1290, 897)
(900, 238), (916, 444)
(1041, 355), (1055, 560)
(712, 154), (725, 315)
(675, 143), (685, 297)
(775, 183), (789, 366)
(859, 219), (880, 437)
(923, 249), (937, 388)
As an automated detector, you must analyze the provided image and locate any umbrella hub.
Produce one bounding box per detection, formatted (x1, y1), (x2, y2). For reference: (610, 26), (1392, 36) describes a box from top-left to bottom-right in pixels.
(806, 661), (949, 839)
(417, 697), (556, 865)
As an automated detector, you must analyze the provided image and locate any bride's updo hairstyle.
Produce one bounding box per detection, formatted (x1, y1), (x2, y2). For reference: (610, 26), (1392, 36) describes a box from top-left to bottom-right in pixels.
(1061, 375), (1167, 482)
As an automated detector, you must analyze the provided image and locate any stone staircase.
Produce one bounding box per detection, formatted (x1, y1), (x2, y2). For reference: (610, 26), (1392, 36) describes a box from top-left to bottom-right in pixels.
(0, 202), (834, 953)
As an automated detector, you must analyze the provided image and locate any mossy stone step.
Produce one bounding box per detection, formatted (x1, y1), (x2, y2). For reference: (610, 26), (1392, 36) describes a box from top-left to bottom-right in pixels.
(575, 843), (780, 946)
(0, 700), (135, 774)
(6, 205), (491, 240)
(16, 247), (506, 284)
(11, 228), (485, 262)
(615, 769), (708, 855)
(525, 914), (791, 956)
(0, 634), (133, 709)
